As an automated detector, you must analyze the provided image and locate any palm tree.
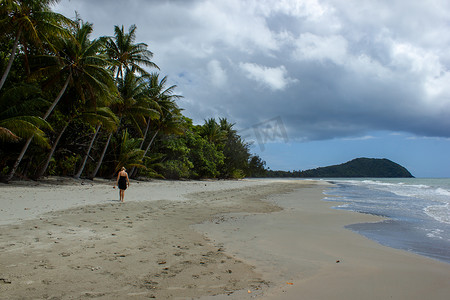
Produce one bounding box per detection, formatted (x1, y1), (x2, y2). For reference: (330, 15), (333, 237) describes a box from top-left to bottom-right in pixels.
(200, 118), (227, 144)
(88, 71), (158, 179)
(0, 0), (71, 90)
(142, 94), (183, 158)
(105, 24), (159, 80)
(6, 18), (116, 181)
(36, 106), (118, 179)
(113, 129), (145, 175)
(129, 95), (183, 178)
(139, 73), (181, 151)
(73, 106), (118, 179)
(0, 84), (51, 146)
(219, 118), (237, 136)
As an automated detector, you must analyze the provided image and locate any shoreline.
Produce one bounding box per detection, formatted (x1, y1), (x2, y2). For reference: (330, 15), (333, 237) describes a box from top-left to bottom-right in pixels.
(1, 178), (449, 299)
(195, 181), (450, 300)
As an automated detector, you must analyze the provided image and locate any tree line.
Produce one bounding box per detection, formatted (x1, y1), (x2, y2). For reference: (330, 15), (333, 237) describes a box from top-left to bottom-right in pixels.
(0, 0), (267, 181)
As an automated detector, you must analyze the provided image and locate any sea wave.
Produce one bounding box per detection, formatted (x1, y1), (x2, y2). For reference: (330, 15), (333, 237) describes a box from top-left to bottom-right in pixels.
(425, 203), (450, 225)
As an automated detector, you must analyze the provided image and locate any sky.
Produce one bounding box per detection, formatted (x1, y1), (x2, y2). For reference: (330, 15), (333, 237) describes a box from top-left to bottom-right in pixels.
(52, 0), (450, 177)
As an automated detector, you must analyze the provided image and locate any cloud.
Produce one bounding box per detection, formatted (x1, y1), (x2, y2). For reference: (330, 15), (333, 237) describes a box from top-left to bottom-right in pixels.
(207, 60), (227, 88)
(52, 0), (450, 142)
(343, 135), (377, 141)
(239, 63), (297, 91)
(293, 33), (348, 64)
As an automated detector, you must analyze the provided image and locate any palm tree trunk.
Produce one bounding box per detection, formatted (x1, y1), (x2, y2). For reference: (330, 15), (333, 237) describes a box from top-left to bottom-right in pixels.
(131, 129), (159, 178)
(5, 75), (72, 181)
(43, 75), (71, 120)
(143, 129), (159, 157)
(5, 136), (33, 181)
(89, 132), (112, 179)
(74, 124), (101, 179)
(140, 117), (151, 149)
(0, 29), (22, 91)
(35, 122), (70, 179)
(130, 117), (152, 178)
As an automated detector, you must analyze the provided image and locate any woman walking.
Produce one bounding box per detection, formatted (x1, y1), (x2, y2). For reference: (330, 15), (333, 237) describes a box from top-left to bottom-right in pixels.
(114, 167), (130, 202)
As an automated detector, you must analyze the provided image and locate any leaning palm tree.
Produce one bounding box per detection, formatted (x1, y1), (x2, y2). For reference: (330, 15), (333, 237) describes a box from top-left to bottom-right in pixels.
(140, 73), (181, 151)
(88, 71), (158, 179)
(129, 95), (183, 178)
(0, 84), (51, 146)
(141, 95), (183, 159)
(113, 129), (145, 175)
(35, 105), (118, 179)
(105, 24), (159, 80)
(73, 106), (119, 179)
(0, 0), (72, 90)
(129, 74), (183, 177)
(6, 18), (116, 181)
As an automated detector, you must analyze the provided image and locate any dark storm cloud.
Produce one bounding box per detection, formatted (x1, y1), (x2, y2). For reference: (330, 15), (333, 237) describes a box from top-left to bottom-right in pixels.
(53, 0), (450, 141)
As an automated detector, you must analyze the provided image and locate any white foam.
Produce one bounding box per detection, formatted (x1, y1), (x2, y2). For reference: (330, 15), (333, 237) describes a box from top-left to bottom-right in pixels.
(424, 203), (450, 224)
(426, 229), (444, 240)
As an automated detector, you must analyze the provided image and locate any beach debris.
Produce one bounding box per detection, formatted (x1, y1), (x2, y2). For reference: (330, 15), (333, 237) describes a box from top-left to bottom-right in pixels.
(0, 278), (12, 284)
(24, 207), (30, 210)
(60, 252), (71, 257)
(286, 282), (293, 285)
(143, 280), (159, 290)
(336, 260), (340, 263)
(248, 290), (252, 293)
(157, 260), (166, 265)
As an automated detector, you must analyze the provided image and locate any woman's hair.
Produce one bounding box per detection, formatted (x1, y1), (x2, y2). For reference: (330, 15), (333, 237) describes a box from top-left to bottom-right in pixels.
(121, 167), (126, 171)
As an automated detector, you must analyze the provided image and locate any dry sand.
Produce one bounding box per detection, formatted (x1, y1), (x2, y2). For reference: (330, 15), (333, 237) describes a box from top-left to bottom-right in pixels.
(0, 178), (449, 299)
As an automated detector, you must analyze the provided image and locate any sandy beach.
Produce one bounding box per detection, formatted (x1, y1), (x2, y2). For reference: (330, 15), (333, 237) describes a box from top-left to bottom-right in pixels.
(1, 178), (449, 299)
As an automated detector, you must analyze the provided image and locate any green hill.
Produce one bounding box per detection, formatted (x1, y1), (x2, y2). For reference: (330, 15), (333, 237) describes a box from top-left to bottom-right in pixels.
(297, 158), (414, 178)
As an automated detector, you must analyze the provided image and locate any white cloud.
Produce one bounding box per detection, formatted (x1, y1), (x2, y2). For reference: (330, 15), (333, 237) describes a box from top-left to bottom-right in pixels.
(207, 60), (227, 88)
(293, 33), (348, 65)
(239, 63), (297, 91)
(190, 0), (279, 53)
(342, 135), (377, 141)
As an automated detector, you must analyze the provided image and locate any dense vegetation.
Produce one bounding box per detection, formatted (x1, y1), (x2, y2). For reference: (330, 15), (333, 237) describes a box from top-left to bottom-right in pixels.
(266, 158), (414, 178)
(0, 0), (266, 181)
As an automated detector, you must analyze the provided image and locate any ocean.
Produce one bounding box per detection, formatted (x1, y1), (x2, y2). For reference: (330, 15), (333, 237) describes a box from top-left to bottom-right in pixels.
(323, 178), (450, 264)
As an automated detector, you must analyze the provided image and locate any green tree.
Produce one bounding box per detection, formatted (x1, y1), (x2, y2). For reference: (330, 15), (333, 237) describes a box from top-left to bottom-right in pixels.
(6, 18), (116, 181)
(89, 71), (157, 179)
(0, 0), (71, 90)
(0, 84), (51, 145)
(187, 126), (224, 178)
(200, 118), (226, 144)
(105, 24), (158, 80)
(140, 73), (180, 152)
(247, 155), (267, 177)
(129, 73), (182, 177)
(113, 129), (145, 174)
(218, 118), (250, 178)
(73, 106), (118, 179)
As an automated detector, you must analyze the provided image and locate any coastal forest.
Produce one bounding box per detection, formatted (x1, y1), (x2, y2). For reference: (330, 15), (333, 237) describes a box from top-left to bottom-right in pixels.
(0, 0), (267, 181)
